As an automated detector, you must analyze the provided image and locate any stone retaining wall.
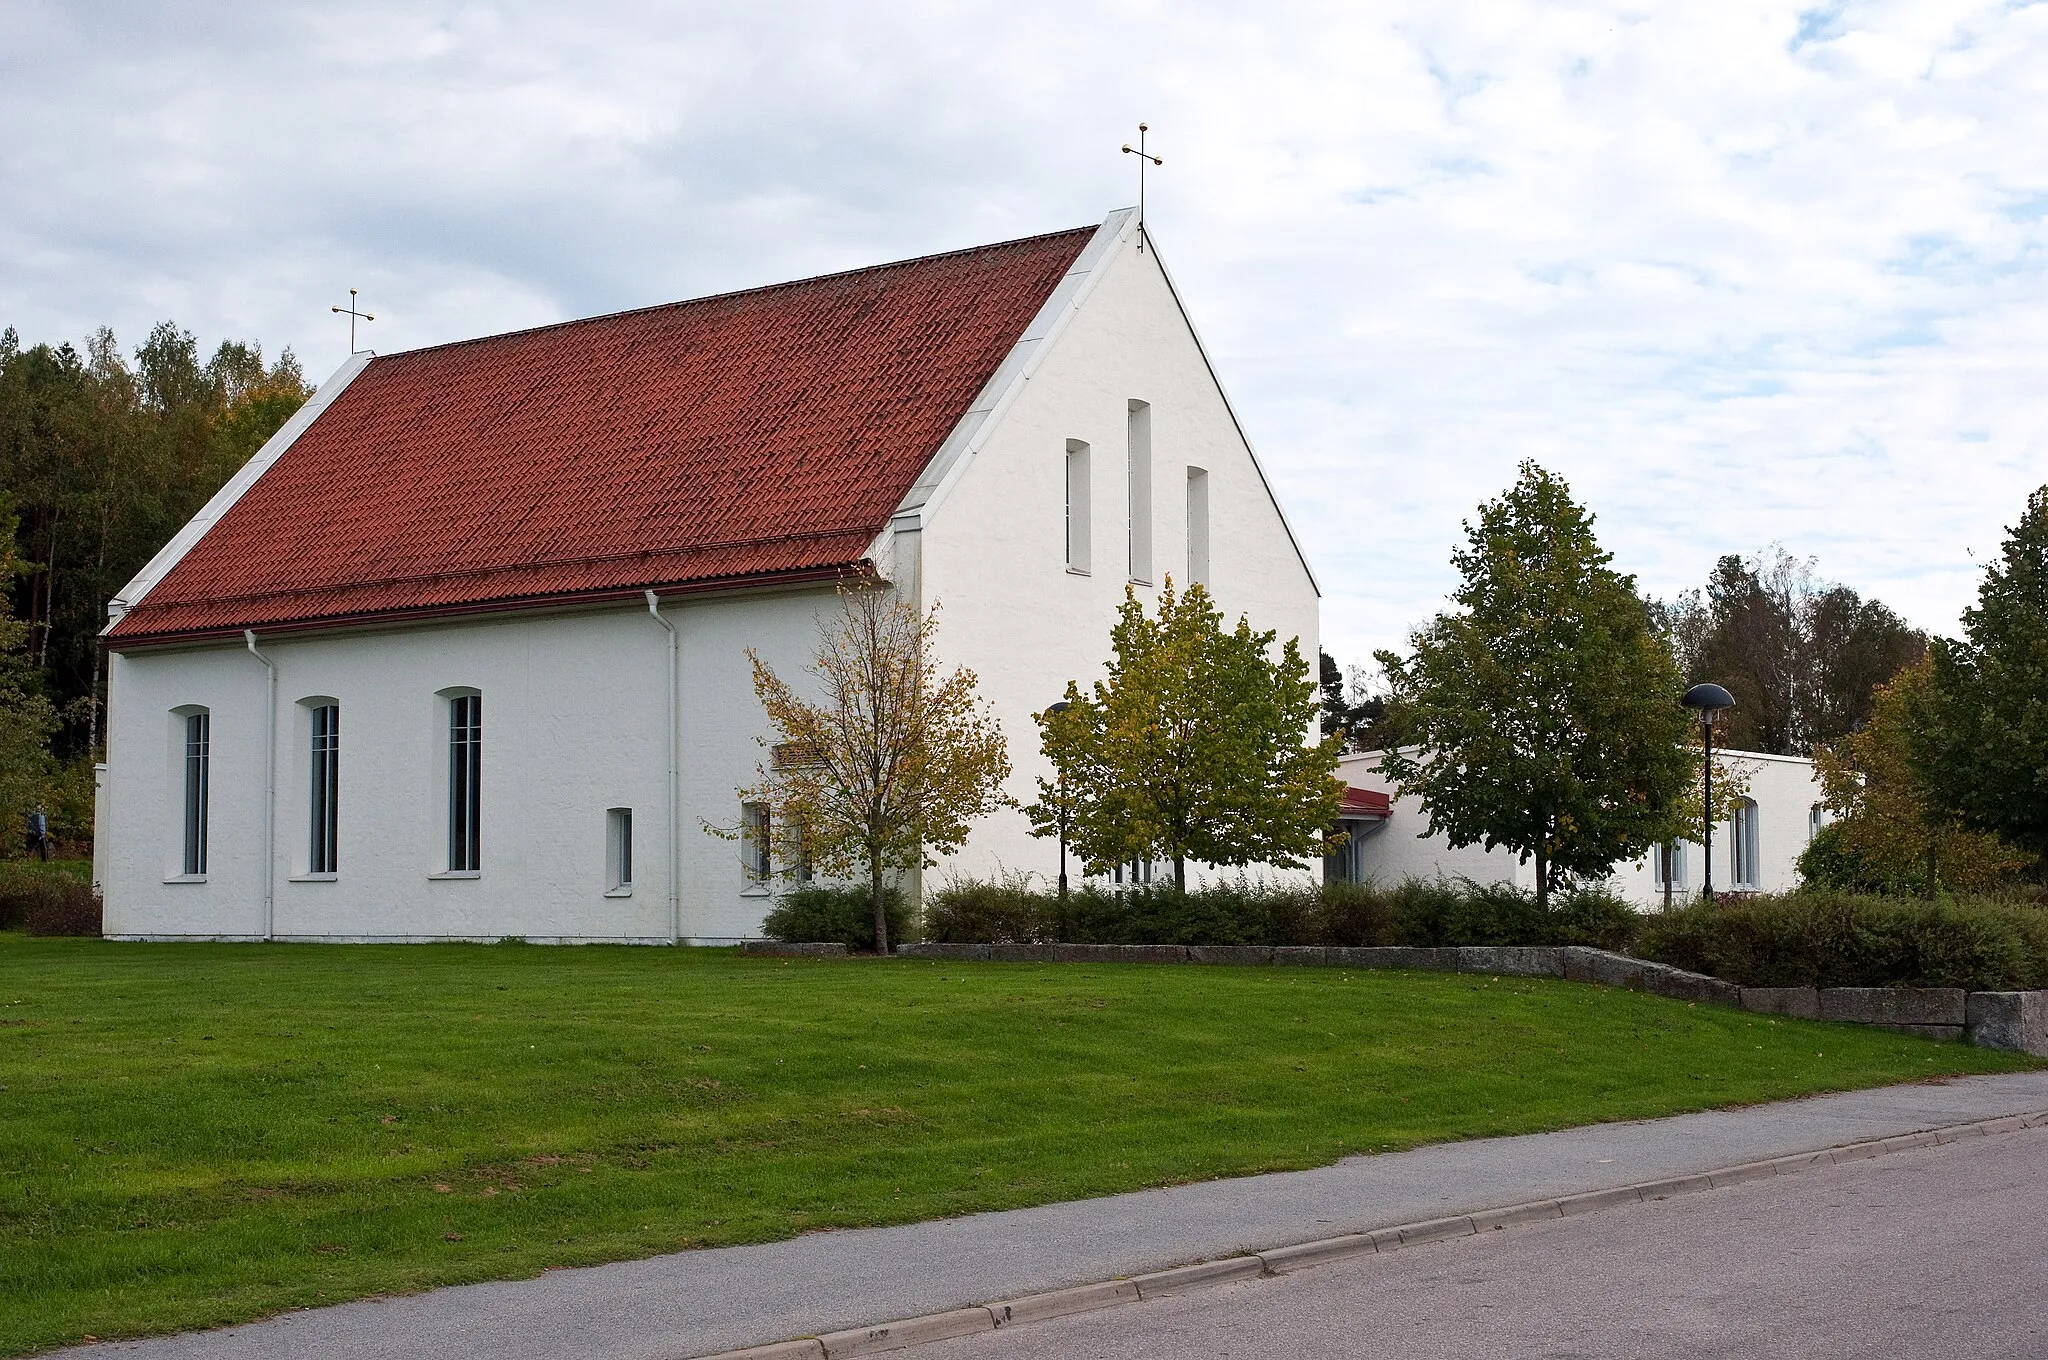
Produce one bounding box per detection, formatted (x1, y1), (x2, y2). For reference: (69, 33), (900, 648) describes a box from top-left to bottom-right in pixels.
(884, 941), (2048, 1057)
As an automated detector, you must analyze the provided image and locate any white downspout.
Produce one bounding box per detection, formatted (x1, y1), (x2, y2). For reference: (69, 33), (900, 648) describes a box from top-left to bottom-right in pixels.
(243, 630), (277, 941)
(645, 591), (681, 945)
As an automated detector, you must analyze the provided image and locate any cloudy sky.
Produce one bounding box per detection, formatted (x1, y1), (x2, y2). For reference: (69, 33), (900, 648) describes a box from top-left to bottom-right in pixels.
(4, 1), (2044, 671)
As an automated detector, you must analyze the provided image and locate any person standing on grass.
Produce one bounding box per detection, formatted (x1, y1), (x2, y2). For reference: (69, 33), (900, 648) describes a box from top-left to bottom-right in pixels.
(26, 808), (48, 861)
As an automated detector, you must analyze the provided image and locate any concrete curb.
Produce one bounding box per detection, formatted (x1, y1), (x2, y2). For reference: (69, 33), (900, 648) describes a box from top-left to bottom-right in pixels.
(696, 1108), (2048, 1359)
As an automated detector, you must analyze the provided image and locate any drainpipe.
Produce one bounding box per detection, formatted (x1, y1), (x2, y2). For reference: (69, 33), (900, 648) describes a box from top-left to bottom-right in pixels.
(645, 591), (681, 945)
(243, 630), (277, 941)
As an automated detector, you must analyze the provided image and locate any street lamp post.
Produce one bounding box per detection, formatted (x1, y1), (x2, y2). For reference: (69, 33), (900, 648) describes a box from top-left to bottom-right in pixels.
(1047, 700), (1072, 905)
(1680, 683), (1736, 902)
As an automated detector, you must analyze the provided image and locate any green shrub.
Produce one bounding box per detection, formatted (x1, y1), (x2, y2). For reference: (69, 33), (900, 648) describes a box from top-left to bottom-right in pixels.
(1636, 890), (2048, 990)
(1796, 822), (1932, 895)
(758, 884), (911, 952)
(924, 874), (1048, 944)
(917, 875), (1641, 951)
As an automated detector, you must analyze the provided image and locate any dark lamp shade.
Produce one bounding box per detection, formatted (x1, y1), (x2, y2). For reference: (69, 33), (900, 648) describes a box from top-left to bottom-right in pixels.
(1681, 683), (1737, 711)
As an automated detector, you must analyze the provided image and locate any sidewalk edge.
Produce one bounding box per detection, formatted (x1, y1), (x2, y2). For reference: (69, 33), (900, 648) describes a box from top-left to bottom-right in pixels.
(698, 1108), (2048, 1359)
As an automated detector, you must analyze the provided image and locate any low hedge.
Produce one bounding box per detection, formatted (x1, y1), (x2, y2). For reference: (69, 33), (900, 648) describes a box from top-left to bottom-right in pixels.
(759, 883), (912, 952)
(1635, 890), (2048, 991)
(0, 865), (103, 937)
(921, 875), (1639, 952)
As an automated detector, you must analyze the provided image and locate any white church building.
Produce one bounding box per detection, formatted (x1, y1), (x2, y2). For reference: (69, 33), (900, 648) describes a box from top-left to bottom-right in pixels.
(94, 210), (1321, 942)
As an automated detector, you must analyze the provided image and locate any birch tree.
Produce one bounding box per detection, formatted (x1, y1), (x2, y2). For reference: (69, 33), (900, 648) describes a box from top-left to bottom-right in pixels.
(734, 587), (1010, 953)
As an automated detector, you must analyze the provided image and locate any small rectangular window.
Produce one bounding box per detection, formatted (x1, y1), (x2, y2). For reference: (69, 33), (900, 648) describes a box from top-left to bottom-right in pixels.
(1127, 400), (1152, 583)
(448, 694), (482, 872)
(742, 801), (772, 885)
(1065, 439), (1092, 573)
(1185, 466), (1209, 587)
(1808, 804), (1827, 842)
(607, 807), (633, 892)
(309, 704), (339, 874)
(182, 712), (210, 876)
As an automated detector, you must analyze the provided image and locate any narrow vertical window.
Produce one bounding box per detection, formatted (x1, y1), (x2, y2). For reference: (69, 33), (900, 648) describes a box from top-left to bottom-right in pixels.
(1126, 400), (1152, 583)
(1733, 800), (1760, 889)
(447, 693), (482, 872)
(1808, 803), (1827, 842)
(309, 704), (339, 874)
(742, 802), (771, 885)
(1653, 841), (1686, 889)
(1064, 439), (1092, 573)
(1185, 466), (1210, 587)
(182, 712), (210, 876)
(607, 807), (633, 892)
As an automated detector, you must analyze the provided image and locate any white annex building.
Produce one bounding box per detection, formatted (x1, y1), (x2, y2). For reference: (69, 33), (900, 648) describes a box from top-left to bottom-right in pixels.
(95, 211), (1321, 942)
(1331, 749), (1827, 907)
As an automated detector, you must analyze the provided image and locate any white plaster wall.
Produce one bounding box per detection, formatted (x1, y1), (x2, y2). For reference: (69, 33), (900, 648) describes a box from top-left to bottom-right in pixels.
(101, 588), (844, 942)
(1607, 751), (1824, 905)
(918, 226), (1322, 892)
(1336, 749), (1822, 907)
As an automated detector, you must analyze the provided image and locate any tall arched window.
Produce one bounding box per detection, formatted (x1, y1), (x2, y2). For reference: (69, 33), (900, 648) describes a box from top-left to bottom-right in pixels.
(1732, 799), (1761, 890)
(307, 701), (340, 875)
(444, 691), (482, 872)
(173, 707), (210, 877)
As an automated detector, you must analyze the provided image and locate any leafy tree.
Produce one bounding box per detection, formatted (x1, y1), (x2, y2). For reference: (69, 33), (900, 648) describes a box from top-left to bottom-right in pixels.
(1375, 462), (1695, 908)
(1660, 546), (1924, 755)
(1919, 486), (2048, 876)
(1318, 648), (1384, 751)
(0, 500), (58, 845)
(0, 322), (309, 757)
(1808, 657), (2027, 895)
(733, 588), (1011, 953)
(1030, 580), (1341, 891)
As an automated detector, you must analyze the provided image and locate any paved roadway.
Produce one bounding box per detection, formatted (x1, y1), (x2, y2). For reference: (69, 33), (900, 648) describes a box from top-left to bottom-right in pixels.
(919, 1125), (2048, 1360)
(79, 1072), (2048, 1359)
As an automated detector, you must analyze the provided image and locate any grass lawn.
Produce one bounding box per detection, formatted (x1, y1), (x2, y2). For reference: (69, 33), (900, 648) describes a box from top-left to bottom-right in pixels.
(0, 935), (2033, 1354)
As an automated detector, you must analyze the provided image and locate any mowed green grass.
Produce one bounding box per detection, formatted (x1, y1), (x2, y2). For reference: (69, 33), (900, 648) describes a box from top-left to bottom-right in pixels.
(0, 936), (2032, 1354)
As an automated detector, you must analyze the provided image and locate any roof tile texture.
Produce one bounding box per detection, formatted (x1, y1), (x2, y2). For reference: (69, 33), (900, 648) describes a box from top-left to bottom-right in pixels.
(112, 226), (1095, 642)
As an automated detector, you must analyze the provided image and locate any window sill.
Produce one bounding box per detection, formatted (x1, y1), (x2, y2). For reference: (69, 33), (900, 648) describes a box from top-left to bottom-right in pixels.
(163, 874), (206, 884)
(1066, 565), (1092, 577)
(604, 887), (633, 898)
(428, 870), (482, 881)
(289, 873), (338, 883)
(1128, 577), (1153, 587)
(740, 884), (771, 898)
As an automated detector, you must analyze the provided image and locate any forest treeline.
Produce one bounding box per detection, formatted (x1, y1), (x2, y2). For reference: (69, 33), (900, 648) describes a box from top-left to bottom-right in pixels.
(1, 322), (310, 849)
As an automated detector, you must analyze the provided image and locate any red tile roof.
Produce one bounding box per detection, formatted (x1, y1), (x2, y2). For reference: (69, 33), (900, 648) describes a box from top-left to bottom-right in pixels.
(1341, 786), (1391, 819)
(109, 225), (1098, 644)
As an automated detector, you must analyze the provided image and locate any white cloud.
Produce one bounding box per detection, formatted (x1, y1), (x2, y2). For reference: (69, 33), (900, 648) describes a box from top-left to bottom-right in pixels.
(2, 0), (2043, 665)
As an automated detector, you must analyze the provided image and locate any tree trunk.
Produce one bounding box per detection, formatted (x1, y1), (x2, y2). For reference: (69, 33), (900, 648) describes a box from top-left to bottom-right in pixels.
(1173, 851), (1185, 894)
(870, 848), (889, 955)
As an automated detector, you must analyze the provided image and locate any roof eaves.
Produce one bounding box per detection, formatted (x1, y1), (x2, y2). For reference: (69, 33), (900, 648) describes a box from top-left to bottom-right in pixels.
(101, 352), (374, 634)
(881, 209), (1136, 544)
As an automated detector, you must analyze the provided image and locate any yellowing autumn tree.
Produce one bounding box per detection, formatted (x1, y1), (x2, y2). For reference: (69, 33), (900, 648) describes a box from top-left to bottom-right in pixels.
(1029, 580), (1342, 891)
(735, 587), (1011, 952)
(1809, 656), (2027, 895)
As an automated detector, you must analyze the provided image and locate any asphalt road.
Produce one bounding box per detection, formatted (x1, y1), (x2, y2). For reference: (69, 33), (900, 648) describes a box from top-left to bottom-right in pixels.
(916, 1124), (2048, 1360)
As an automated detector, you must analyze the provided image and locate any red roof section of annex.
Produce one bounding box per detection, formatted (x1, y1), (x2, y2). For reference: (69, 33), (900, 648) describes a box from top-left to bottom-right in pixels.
(108, 225), (1098, 645)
